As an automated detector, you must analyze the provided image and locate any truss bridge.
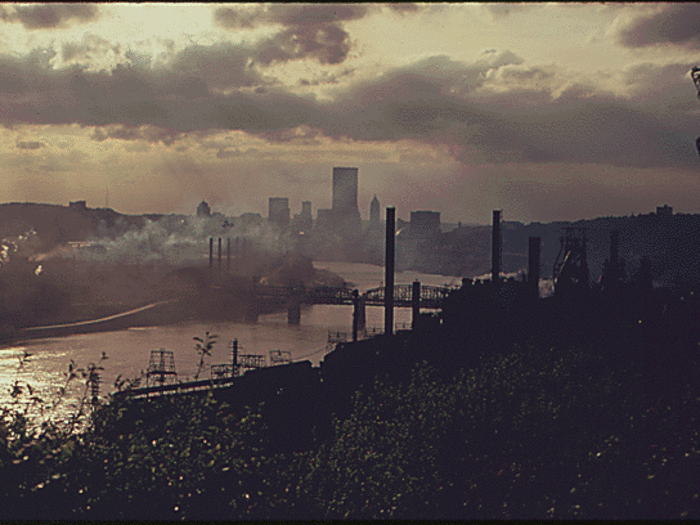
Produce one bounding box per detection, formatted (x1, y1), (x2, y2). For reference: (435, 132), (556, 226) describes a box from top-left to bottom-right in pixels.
(250, 282), (452, 339)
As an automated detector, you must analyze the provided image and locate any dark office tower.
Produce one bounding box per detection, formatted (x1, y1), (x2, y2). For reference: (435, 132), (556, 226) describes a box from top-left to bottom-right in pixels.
(331, 167), (361, 239)
(370, 194), (380, 225)
(492, 210), (501, 285)
(332, 167), (359, 214)
(268, 197), (290, 227)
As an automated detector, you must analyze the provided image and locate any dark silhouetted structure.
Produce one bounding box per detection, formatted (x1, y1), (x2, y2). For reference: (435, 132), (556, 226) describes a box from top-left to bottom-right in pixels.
(269, 198), (290, 227)
(385, 206), (395, 335)
(370, 195), (380, 226)
(554, 227), (589, 296)
(197, 200), (211, 218)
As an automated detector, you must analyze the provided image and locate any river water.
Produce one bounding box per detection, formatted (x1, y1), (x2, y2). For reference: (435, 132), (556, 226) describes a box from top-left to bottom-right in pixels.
(0, 261), (461, 421)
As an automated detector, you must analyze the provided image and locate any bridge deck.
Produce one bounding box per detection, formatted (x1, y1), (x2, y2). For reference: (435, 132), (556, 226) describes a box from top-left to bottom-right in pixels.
(251, 283), (451, 308)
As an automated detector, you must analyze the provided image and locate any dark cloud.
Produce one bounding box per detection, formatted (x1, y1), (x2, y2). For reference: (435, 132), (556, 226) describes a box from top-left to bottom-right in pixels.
(482, 4), (534, 20)
(16, 141), (45, 150)
(0, 43), (697, 172)
(91, 125), (183, 146)
(215, 4), (371, 65)
(164, 41), (264, 90)
(616, 4), (700, 49)
(385, 4), (421, 15)
(214, 4), (368, 29)
(0, 3), (98, 29)
(255, 23), (353, 65)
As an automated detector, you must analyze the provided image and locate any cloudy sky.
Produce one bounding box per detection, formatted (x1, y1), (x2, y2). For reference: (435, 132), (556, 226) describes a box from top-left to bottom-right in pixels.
(2, 3), (700, 223)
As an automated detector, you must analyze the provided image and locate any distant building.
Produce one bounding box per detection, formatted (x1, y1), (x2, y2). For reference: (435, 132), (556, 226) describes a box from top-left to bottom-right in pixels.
(316, 208), (334, 231)
(197, 200), (211, 218)
(370, 195), (380, 225)
(268, 197), (290, 227)
(292, 201), (313, 234)
(656, 204), (673, 216)
(410, 211), (441, 236)
(330, 167), (361, 238)
(332, 167), (358, 214)
(69, 200), (87, 210)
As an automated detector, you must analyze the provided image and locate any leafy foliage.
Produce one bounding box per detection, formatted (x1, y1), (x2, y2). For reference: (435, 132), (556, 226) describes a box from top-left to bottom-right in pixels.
(1, 341), (699, 519)
(193, 331), (218, 380)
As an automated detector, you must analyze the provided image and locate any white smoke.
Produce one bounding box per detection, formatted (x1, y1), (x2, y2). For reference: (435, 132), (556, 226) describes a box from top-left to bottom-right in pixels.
(35, 215), (299, 266)
(0, 229), (38, 266)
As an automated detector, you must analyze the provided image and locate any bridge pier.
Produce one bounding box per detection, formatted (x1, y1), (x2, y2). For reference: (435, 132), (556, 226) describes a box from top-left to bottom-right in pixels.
(411, 280), (420, 329)
(352, 290), (366, 341)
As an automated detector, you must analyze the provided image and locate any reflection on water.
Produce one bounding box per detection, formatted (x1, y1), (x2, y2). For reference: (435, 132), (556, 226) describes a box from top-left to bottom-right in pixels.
(0, 261), (461, 421)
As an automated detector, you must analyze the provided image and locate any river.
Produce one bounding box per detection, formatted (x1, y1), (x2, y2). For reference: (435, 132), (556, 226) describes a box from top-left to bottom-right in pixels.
(0, 261), (462, 422)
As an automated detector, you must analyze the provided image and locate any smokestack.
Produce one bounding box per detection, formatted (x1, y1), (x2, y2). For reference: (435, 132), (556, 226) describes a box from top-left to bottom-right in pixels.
(528, 237), (541, 299)
(384, 207), (395, 335)
(491, 210), (501, 285)
(209, 238), (213, 268)
(218, 237), (222, 268)
(227, 237), (231, 270)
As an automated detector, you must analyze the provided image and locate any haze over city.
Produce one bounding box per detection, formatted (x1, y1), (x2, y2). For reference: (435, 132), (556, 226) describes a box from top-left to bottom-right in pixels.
(1, 3), (700, 223)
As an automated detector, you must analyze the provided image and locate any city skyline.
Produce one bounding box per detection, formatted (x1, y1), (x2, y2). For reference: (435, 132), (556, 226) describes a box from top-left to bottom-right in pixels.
(1, 3), (700, 223)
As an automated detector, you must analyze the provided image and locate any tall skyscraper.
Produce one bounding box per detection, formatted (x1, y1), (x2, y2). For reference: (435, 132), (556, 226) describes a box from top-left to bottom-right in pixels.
(370, 195), (380, 225)
(332, 167), (359, 215)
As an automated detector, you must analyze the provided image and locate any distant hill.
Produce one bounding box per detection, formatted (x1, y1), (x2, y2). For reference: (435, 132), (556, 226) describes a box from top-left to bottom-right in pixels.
(0, 202), (161, 255)
(396, 212), (700, 287)
(3, 202), (699, 287)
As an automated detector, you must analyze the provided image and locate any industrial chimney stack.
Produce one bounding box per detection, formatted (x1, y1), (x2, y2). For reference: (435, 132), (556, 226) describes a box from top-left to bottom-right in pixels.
(384, 207), (395, 335)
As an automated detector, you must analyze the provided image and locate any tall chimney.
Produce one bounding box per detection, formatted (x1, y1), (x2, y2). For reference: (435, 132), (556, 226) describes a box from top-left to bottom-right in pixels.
(491, 210), (501, 285)
(227, 237), (231, 270)
(218, 237), (222, 268)
(209, 237), (213, 268)
(528, 236), (541, 299)
(384, 207), (395, 335)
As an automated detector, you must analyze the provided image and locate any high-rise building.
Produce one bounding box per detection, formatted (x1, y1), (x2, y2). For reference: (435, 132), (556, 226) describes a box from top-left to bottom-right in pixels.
(332, 167), (359, 215)
(331, 167), (361, 238)
(292, 201), (313, 234)
(268, 197), (290, 227)
(370, 195), (380, 225)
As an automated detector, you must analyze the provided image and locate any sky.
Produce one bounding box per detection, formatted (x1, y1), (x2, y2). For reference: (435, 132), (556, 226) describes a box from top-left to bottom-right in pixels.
(2, 2), (700, 224)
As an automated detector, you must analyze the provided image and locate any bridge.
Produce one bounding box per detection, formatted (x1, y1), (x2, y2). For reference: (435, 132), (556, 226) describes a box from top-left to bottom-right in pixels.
(251, 282), (452, 340)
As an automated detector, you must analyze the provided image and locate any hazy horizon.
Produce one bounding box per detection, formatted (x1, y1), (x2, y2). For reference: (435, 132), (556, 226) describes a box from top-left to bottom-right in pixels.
(1, 3), (700, 224)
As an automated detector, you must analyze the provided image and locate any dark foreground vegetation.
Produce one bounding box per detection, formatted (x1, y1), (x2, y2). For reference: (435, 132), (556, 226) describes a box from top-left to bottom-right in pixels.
(2, 273), (700, 519)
